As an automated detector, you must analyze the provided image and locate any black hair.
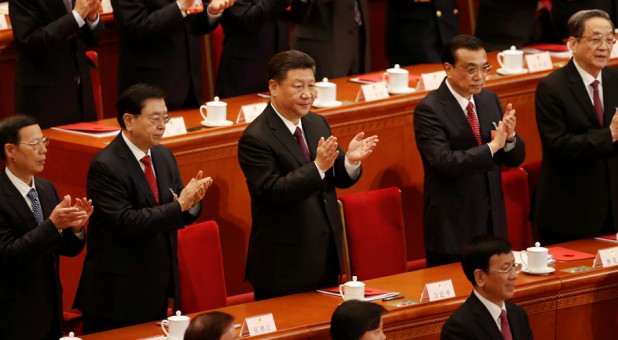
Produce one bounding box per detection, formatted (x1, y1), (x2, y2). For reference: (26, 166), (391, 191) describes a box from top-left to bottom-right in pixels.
(330, 300), (387, 340)
(0, 114), (39, 160)
(116, 83), (166, 129)
(460, 235), (513, 286)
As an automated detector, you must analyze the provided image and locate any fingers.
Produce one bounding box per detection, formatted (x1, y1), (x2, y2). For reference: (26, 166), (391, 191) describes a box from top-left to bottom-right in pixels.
(194, 170), (203, 181)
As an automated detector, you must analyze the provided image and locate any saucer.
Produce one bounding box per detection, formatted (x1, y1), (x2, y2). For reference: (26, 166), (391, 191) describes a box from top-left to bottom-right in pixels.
(497, 68), (528, 76)
(313, 100), (343, 108)
(388, 87), (416, 95)
(201, 119), (233, 127)
(522, 266), (555, 275)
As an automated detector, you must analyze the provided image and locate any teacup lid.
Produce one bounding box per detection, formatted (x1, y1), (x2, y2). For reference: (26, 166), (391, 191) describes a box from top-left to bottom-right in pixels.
(387, 64), (408, 74)
(346, 275), (365, 287)
(169, 310), (190, 321)
(316, 77), (335, 87)
(527, 241), (548, 252)
(60, 332), (81, 340)
(207, 96), (227, 107)
(504, 45), (523, 54)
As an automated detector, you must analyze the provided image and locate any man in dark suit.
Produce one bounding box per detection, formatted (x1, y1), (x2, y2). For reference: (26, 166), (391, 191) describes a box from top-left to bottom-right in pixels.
(9, 0), (103, 128)
(385, 0), (460, 65)
(534, 9), (618, 245)
(216, 0), (289, 98)
(112, 0), (235, 110)
(238, 50), (379, 300)
(414, 35), (526, 267)
(0, 114), (92, 339)
(74, 84), (213, 333)
(552, 0), (618, 40)
(290, 0), (370, 79)
(441, 235), (534, 340)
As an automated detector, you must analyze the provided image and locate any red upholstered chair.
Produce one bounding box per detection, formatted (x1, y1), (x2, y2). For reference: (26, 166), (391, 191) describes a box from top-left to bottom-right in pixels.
(85, 50), (103, 120)
(501, 168), (534, 250)
(177, 221), (228, 314)
(208, 25), (224, 85)
(338, 187), (407, 281)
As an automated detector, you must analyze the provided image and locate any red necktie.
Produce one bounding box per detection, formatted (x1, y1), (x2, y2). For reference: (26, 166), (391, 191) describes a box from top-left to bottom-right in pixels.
(293, 127), (311, 163)
(500, 310), (513, 340)
(140, 155), (160, 204)
(466, 101), (483, 145)
(591, 80), (604, 126)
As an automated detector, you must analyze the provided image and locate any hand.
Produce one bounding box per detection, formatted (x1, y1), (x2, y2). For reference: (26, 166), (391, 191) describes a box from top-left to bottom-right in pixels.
(488, 120), (507, 153)
(207, 0), (236, 15)
(177, 0), (195, 11)
(49, 195), (90, 230)
(610, 109), (618, 142)
(177, 171), (213, 211)
(87, 0), (102, 21)
(502, 103), (517, 141)
(315, 136), (339, 172)
(71, 197), (94, 231)
(346, 132), (379, 165)
(74, 0), (96, 19)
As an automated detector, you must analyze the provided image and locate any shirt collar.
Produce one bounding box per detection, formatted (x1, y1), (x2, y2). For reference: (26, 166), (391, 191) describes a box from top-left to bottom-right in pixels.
(5, 167), (36, 199)
(121, 131), (152, 163)
(445, 79), (477, 114)
(573, 59), (603, 87)
(473, 289), (506, 323)
(271, 103), (304, 134)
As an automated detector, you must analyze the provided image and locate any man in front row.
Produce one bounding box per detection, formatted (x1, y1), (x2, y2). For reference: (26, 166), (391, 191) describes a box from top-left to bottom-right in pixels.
(414, 34), (526, 267)
(441, 235), (534, 340)
(74, 84), (213, 333)
(0, 114), (93, 339)
(238, 50), (379, 300)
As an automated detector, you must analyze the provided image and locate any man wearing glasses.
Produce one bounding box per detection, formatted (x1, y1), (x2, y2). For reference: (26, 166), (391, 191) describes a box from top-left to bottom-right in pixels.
(414, 34), (526, 267)
(0, 114), (93, 339)
(74, 83), (213, 333)
(441, 235), (533, 339)
(534, 9), (618, 245)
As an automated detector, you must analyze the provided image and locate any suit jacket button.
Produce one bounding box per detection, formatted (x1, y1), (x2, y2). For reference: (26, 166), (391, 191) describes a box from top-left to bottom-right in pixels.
(436, 10), (442, 18)
(453, 9), (459, 15)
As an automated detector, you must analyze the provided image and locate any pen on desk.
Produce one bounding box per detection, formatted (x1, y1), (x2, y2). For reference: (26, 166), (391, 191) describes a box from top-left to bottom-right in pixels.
(382, 295), (404, 302)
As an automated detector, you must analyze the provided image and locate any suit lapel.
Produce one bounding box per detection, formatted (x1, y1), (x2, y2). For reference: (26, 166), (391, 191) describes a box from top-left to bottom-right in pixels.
(469, 293), (504, 340)
(0, 171), (39, 229)
(35, 180), (57, 219)
(151, 146), (173, 204)
(602, 69), (617, 128)
(113, 135), (159, 206)
(438, 81), (480, 146)
(566, 60), (602, 128)
(266, 106), (310, 165)
(302, 115), (322, 162)
(474, 91), (497, 143)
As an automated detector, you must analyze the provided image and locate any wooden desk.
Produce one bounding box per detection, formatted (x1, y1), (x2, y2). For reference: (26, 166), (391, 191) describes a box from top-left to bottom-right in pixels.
(47, 53), (585, 309)
(80, 238), (618, 340)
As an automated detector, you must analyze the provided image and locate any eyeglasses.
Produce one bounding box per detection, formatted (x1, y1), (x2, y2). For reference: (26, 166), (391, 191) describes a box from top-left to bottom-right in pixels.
(580, 35), (617, 46)
(18, 136), (49, 150)
(495, 263), (522, 275)
(137, 114), (172, 125)
(456, 65), (493, 76)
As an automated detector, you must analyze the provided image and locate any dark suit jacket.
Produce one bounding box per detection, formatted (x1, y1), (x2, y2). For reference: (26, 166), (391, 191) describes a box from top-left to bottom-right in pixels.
(216, 0), (290, 98)
(0, 171), (85, 339)
(74, 134), (200, 325)
(551, 0), (618, 40)
(290, 0), (370, 79)
(9, 0), (103, 128)
(112, 0), (218, 109)
(413, 80), (526, 256)
(238, 105), (359, 296)
(441, 292), (534, 340)
(385, 0), (460, 65)
(475, 0), (542, 51)
(534, 59), (618, 237)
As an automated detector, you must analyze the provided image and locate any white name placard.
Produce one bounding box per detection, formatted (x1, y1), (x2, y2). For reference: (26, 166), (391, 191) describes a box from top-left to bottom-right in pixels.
(356, 82), (389, 102)
(237, 102), (267, 124)
(593, 246), (618, 268)
(417, 70), (447, 91)
(239, 313), (277, 337)
(420, 279), (455, 302)
(162, 117), (187, 138)
(611, 43), (618, 59)
(525, 52), (553, 73)
(0, 15), (8, 30)
(101, 0), (114, 13)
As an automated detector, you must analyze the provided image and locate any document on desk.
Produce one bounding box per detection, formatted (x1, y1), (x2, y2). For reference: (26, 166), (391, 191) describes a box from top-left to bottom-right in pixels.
(52, 122), (121, 138)
(316, 286), (400, 301)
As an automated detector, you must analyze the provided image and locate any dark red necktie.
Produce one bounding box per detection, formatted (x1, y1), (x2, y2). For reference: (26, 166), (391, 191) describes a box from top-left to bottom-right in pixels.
(140, 155), (160, 204)
(466, 101), (483, 145)
(591, 80), (604, 126)
(500, 310), (513, 340)
(293, 127), (311, 163)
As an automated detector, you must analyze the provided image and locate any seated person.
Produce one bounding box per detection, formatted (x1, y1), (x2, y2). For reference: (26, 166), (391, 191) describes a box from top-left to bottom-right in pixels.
(441, 235), (534, 339)
(184, 311), (235, 340)
(330, 300), (387, 340)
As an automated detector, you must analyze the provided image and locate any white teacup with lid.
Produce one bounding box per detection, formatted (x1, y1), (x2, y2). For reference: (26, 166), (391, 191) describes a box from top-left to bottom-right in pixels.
(161, 310), (191, 340)
(497, 45), (524, 73)
(200, 96), (228, 126)
(60, 332), (81, 340)
(521, 242), (549, 273)
(339, 275), (365, 301)
(382, 64), (409, 92)
(316, 77), (337, 105)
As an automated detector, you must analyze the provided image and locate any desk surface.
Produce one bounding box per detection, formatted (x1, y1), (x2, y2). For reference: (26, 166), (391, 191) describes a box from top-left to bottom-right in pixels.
(81, 238), (618, 340)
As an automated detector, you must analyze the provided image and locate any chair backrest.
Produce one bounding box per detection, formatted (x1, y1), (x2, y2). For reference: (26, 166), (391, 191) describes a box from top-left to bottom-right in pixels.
(501, 168), (533, 250)
(521, 160), (541, 203)
(338, 187), (407, 281)
(85, 50), (103, 120)
(177, 221), (227, 314)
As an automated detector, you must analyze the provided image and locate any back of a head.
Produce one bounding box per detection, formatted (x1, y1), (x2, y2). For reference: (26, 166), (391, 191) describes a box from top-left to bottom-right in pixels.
(567, 9), (613, 38)
(330, 300), (387, 340)
(460, 235), (513, 286)
(0, 114), (39, 161)
(442, 34), (485, 65)
(184, 311), (234, 340)
(116, 83), (166, 129)
(267, 50), (316, 83)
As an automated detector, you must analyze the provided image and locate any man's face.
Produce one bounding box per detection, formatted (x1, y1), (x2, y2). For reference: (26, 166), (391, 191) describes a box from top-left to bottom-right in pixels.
(123, 98), (168, 153)
(269, 68), (316, 124)
(571, 16), (614, 77)
(444, 48), (489, 99)
(7, 124), (47, 180)
(476, 252), (518, 306)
